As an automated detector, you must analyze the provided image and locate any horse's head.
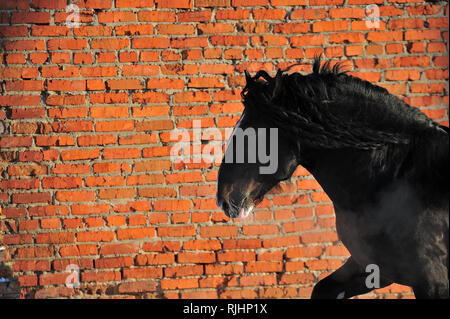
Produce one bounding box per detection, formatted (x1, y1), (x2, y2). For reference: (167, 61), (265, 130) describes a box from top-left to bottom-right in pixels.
(216, 70), (299, 219)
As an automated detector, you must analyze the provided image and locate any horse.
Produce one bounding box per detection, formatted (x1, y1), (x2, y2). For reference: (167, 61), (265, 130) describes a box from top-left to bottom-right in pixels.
(216, 58), (449, 299)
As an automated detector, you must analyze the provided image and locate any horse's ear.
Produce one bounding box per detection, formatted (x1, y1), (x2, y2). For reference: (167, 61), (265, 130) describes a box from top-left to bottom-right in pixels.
(244, 70), (252, 85)
(272, 69), (283, 100)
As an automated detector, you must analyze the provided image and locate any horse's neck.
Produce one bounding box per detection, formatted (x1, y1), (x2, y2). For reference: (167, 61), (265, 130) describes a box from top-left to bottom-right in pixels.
(298, 128), (448, 212)
(299, 147), (392, 211)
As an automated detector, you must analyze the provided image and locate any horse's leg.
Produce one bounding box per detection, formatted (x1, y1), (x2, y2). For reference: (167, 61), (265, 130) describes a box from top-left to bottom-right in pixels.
(413, 285), (449, 299)
(311, 256), (392, 299)
(412, 262), (449, 299)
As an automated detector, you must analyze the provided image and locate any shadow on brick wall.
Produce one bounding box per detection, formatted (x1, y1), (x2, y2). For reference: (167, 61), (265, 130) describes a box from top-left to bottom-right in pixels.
(0, 262), (20, 299)
(0, 207), (20, 299)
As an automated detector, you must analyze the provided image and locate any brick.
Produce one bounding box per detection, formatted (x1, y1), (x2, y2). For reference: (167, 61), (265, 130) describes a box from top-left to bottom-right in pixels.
(216, 9), (249, 21)
(90, 39), (129, 50)
(393, 56), (430, 68)
(42, 177), (83, 189)
(59, 218), (81, 229)
(158, 24), (195, 35)
(351, 20), (386, 31)
(60, 149), (99, 161)
(291, 9), (326, 20)
(0, 0), (29, 9)
(385, 70), (421, 81)
(134, 160), (172, 172)
(233, 0), (268, 5)
(132, 38), (170, 49)
(95, 256), (134, 269)
(178, 252), (216, 264)
(48, 80), (86, 92)
(95, 120), (135, 132)
(18, 150), (44, 162)
(13, 260), (51, 272)
(47, 95), (86, 106)
(406, 5), (441, 16)
(77, 135), (116, 146)
(106, 79), (143, 90)
(82, 270), (121, 283)
(71, 204), (110, 215)
(116, 227), (155, 240)
(313, 20), (348, 32)
(158, 226), (196, 237)
(59, 244), (97, 257)
(165, 265), (203, 277)
(301, 231), (339, 243)
(31, 26), (69, 36)
(35, 232), (75, 244)
(47, 39), (87, 50)
(116, 0), (154, 7)
(328, 33), (365, 44)
(28, 205), (68, 217)
(136, 120), (173, 131)
(56, 191), (95, 202)
(0, 178), (39, 192)
(4, 53), (26, 64)
(98, 11), (136, 23)
(84, 176), (123, 188)
(367, 31), (403, 42)
(142, 241), (180, 252)
(155, 0), (192, 8)
(138, 11), (176, 22)
(329, 7), (364, 18)
(12, 192), (51, 204)
(52, 52), (73, 63)
(427, 17), (449, 29)
(200, 225), (238, 238)
(49, 107), (88, 119)
(154, 200), (190, 211)
(404, 30), (442, 41)
(136, 253), (175, 265)
(210, 35), (247, 46)
(119, 134), (158, 146)
(161, 278), (198, 290)
(0, 96), (40, 108)
(118, 280), (157, 293)
(0, 136), (32, 148)
(0, 26), (28, 38)
(5, 40), (45, 51)
(36, 136), (76, 147)
(242, 225), (279, 236)
(123, 267), (163, 279)
(290, 35), (325, 47)
(98, 188), (136, 199)
(217, 251), (255, 262)
(88, 79), (105, 90)
(279, 273), (314, 285)
(195, 0), (230, 7)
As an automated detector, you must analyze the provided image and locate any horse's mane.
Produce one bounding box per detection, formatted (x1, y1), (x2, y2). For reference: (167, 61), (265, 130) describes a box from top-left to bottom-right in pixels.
(241, 57), (446, 152)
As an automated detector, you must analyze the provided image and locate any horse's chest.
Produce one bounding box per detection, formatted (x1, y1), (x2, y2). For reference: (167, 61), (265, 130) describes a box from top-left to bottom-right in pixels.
(334, 208), (413, 269)
(335, 211), (376, 266)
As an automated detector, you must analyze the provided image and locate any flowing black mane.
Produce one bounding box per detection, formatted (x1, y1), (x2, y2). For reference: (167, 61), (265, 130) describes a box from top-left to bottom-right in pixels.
(241, 57), (446, 151)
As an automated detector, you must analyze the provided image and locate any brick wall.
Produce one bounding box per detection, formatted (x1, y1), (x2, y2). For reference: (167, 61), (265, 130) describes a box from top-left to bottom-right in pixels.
(0, 0), (448, 299)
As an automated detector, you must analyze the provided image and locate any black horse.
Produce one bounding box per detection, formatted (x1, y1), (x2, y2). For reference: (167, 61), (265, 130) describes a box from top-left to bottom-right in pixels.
(216, 58), (449, 299)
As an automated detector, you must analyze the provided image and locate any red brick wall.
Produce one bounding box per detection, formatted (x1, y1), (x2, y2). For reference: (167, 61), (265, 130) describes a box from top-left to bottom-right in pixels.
(0, 0), (448, 299)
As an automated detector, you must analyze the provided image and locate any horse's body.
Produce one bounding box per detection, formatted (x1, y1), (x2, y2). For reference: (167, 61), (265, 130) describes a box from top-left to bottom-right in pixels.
(216, 58), (449, 299)
(306, 146), (448, 298)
